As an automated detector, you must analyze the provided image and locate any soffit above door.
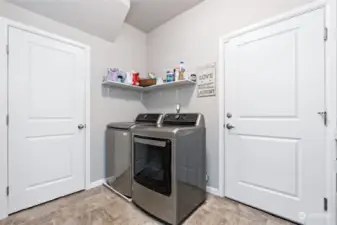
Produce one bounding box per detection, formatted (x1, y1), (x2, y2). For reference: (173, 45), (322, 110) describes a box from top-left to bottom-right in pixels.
(6, 0), (131, 42)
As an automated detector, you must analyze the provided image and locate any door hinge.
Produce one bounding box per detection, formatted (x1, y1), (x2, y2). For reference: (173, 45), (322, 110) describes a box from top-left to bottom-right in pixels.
(324, 198), (328, 211)
(6, 44), (9, 55)
(324, 27), (328, 41)
(6, 186), (9, 196)
(318, 111), (327, 126)
(6, 114), (9, 126)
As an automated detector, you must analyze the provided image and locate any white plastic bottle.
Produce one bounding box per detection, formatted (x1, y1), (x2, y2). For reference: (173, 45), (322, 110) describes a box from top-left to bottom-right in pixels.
(179, 61), (185, 72)
(175, 67), (179, 82)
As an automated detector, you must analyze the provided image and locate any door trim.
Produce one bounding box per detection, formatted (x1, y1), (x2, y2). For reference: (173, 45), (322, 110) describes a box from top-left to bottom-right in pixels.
(218, 0), (336, 224)
(0, 18), (91, 220)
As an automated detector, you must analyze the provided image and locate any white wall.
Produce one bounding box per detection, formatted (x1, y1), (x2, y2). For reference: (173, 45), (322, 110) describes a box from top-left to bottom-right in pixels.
(146, 0), (315, 189)
(0, 0), (147, 183)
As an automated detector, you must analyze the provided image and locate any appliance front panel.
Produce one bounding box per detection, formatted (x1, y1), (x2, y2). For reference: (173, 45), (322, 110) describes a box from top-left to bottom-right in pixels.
(133, 136), (172, 196)
(132, 135), (177, 224)
(132, 181), (175, 224)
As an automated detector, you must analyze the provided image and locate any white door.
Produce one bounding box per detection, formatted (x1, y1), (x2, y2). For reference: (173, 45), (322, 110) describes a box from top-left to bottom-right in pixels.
(224, 8), (326, 224)
(8, 27), (86, 213)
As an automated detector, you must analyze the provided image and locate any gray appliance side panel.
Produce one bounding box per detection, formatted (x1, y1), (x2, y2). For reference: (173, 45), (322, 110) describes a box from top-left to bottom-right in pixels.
(105, 129), (115, 181)
(106, 129), (132, 197)
(176, 128), (206, 223)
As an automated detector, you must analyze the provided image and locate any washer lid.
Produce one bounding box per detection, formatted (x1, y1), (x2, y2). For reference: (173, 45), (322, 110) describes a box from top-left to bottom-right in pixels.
(107, 122), (136, 129)
(135, 113), (163, 124)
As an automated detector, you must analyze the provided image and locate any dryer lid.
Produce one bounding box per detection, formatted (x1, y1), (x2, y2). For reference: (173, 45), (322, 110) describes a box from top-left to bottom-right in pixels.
(107, 122), (135, 129)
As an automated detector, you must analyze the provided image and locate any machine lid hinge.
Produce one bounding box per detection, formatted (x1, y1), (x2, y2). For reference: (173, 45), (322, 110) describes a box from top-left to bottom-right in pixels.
(6, 186), (9, 196)
(6, 44), (9, 55)
(6, 114), (9, 126)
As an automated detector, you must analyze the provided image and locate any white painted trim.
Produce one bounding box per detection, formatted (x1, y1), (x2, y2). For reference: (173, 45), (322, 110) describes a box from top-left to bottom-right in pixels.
(0, 17), (91, 220)
(206, 186), (220, 197)
(102, 183), (132, 202)
(218, 1), (336, 224)
(0, 17), (8, 221)
(89, 179), (105, 190)
(5, 19), (90, 49)
(84, 44), (91, 191)
(92, 182), (222, 198)
(221, 0), (326, 43)
(218, 38), (225, 198)
(325, 0), (336, 224)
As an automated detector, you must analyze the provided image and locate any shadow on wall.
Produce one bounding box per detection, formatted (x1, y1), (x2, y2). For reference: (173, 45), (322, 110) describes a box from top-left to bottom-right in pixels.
(101, 86), (142, 102)
(142, 86), (195, 110)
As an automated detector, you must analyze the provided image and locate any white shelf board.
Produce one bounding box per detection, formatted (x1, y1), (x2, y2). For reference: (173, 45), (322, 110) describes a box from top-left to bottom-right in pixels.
(102, 81), (144, 91)
(102, 80), (196, 92)
(143, 80), (196, 92)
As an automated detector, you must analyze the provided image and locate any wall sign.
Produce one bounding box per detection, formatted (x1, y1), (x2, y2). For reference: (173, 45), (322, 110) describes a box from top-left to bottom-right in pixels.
(197, 63), (216, 97)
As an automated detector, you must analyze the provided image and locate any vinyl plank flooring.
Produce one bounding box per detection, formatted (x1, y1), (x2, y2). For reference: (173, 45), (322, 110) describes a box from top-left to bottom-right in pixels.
(0, 186), (295, 225)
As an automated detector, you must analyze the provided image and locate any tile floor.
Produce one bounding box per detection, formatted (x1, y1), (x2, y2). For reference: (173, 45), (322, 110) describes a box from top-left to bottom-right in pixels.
(0, 186), (296, 225)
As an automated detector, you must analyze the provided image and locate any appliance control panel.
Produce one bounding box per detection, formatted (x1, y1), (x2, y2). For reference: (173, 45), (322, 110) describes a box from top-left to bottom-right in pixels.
(163, 114), (199, 126)
(135, 114), (162, 124)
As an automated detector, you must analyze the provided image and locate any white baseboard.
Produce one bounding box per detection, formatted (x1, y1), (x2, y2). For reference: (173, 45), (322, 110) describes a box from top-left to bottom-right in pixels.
(206, 186), (220, 196)
(88, 179), (105, 190)
(0, 214), (7, 221)
(103, 183), (132, 202)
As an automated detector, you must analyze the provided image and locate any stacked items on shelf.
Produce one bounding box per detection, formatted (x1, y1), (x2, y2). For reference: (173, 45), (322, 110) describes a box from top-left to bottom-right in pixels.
(103, 62), (196, 89)
(165, 61), (196, 83)
(104, 68), (140, 86)
(104, 68), (156, 87)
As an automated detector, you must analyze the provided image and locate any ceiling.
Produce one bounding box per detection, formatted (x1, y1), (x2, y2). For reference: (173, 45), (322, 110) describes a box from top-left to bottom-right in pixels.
(6, 0), (130, 42)
(6, 0), (204, 41)
(126, 0), (204, 32)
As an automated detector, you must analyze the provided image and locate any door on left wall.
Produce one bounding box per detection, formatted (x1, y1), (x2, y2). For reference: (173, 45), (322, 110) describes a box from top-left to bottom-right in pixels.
(7, 27), (86, 213)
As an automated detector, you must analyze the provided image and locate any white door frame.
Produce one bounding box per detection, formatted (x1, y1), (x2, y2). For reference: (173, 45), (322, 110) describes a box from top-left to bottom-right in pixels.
(218, 0), (336, 224)
(0, 18), (91, 220)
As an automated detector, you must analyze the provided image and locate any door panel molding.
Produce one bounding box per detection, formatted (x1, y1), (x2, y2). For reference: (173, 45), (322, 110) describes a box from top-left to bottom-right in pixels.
(218, 0), (336, 224)
(0, 18), (91, 220)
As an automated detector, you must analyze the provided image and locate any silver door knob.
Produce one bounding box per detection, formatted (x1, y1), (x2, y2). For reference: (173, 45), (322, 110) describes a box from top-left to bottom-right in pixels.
(78, 124), (85, 129)
(226, 123), (235, 130)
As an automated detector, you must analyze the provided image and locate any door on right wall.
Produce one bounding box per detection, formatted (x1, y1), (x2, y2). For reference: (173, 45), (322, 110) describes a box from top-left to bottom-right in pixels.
(224, 8), (326, 224)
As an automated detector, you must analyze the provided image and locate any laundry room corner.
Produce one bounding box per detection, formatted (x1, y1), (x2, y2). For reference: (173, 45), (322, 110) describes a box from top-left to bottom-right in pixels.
(0, 0), (336, 224)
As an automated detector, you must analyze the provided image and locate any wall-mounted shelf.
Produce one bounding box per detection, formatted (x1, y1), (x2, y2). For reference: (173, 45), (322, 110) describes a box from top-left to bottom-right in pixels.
(102, 80), (144, 91)
(102, 80), (196, 92)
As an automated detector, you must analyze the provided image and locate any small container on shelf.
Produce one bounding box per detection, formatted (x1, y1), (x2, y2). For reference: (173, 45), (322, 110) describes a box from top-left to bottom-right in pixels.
(179, 61), (186, 80)
(156, 77), (164, 85)
(190, 74), (197, 82)
(132, 72), (140, 86)
(125, 72), (133, 85)
(166, 71), (175, 83)
(139, 79), (156, 87)
(174, 67), (180, 81)
(107, 68), (119, 82)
